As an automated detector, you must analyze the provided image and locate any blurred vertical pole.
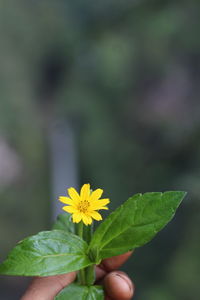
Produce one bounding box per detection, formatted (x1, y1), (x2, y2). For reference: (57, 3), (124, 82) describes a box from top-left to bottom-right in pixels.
(36, 52), (78, 221)
(48, 120), (78, 221)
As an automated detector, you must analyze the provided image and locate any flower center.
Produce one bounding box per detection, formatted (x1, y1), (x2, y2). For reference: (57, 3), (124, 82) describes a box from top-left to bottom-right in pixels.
(78, 200), (90, 213)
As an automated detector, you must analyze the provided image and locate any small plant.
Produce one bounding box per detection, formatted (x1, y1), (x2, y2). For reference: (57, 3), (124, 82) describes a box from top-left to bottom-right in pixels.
(0, 184), (186, 299)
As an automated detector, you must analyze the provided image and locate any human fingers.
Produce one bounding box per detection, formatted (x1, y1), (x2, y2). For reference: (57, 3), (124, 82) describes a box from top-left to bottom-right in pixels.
(20, 272), (76, 300)
(104, 271), (134, 300)
(100, 251), (133, 272)
(96, 251), (133, 281)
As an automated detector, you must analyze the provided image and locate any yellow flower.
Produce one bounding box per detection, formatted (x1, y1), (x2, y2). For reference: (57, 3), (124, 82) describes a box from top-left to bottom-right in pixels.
(59, 184), (110, 225)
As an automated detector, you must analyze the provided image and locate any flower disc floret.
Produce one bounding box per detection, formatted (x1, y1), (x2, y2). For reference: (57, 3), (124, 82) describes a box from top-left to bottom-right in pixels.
(59, 183), (110, 225)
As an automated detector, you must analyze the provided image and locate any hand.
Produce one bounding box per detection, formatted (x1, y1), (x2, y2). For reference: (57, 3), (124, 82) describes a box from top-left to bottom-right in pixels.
(21, 251), (134, 300)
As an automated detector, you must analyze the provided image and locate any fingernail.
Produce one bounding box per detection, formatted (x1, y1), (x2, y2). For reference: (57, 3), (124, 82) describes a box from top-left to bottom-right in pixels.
(113, 272), (133, 292)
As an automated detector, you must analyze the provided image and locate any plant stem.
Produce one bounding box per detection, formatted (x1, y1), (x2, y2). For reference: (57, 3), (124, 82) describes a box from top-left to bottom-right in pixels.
(84, 223), (95, 286)
(77, 221), (83, 239)
(76, 222), (95, 286)
(85, 265), (95, 286)
(79, 269), (86, 285)
(76, 222), (85, 285)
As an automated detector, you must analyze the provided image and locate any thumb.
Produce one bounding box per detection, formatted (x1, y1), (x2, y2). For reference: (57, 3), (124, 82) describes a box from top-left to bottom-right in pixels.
(104, 271), (134, 300)
(21, 272), (76, 300)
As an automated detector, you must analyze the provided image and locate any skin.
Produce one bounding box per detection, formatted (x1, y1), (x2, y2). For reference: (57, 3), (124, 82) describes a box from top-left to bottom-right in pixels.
(21, 252), (134, 300)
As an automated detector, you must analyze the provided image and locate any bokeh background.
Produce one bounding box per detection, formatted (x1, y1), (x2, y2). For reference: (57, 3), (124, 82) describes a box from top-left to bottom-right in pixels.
(0, 1), (200, 299)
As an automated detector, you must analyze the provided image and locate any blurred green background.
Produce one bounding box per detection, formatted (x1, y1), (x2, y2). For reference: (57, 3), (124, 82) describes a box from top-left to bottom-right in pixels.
(0, 0), (200, 299)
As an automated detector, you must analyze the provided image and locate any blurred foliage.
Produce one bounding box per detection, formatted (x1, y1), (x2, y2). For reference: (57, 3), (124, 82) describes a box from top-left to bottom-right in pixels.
(0, 0), (200, 299)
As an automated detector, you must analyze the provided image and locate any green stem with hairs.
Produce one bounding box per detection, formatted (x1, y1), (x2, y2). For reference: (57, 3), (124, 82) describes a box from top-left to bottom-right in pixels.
(76, 222), (86, 285)
(83, 223), (95, 286)
(76, 221), (95, 286)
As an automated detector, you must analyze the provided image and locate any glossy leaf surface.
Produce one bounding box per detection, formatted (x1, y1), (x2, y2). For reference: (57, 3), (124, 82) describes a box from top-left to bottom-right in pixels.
(89, 191), (186, 260)
(0, 230), (92, 276)
(55, 283), (104, 300)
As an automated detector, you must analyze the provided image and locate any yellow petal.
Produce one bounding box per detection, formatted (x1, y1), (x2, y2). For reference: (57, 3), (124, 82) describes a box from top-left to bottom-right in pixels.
(80, 183), (90, 200)
(59, 196), (75, 206)
(89, 189), (103, 202)
(96, 206), (109, 210)
(90, 199), (110, 210)
(68, 187), (80, 203)
(63, 206), (77, 214)
(82, 214), (92, 225)
(81, 215), (88, 225)
(90, 211), (102, 221)
(72, 213), (82, 223)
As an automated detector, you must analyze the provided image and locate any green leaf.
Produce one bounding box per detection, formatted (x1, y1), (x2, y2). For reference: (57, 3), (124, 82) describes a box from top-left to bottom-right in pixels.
(52, 213), (75, 233)
(89, 191), (186, 261)
(55, 283), (104, 300)
(0, 230), (92, 276)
